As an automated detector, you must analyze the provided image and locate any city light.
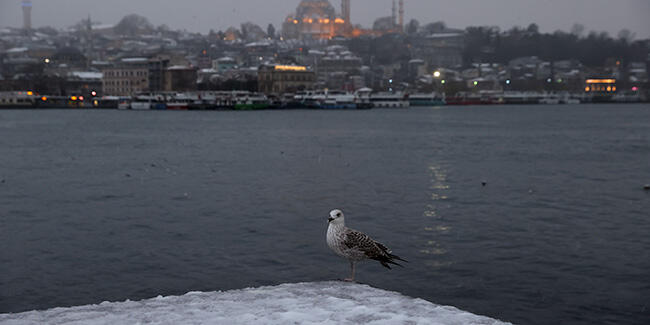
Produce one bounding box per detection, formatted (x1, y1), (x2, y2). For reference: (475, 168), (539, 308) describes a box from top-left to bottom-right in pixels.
(44, 58), (50, 63)
(585, 87), (590, 92)
(71, 96), (77, 101)
(473, 81), (478, 86)
(41, 96), (47, 101)
(274, 65), (306, 71)
(441, 80), (446, 84)
(632, 86), (639, 91)
(91, 91), (97, 96)
(506, 79), (511, 85)
(79, 96), (84, 101)
(433, 71), (441, 78)
(27, 91), (33, 95)
(586, 79), (616, 84)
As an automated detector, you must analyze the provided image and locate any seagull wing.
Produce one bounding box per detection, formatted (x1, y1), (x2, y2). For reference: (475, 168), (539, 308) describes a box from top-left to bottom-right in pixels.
(344, 229), (407, 269)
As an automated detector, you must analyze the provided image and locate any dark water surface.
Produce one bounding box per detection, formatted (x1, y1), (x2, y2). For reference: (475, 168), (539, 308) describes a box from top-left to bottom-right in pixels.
(1, 105), (649, 324)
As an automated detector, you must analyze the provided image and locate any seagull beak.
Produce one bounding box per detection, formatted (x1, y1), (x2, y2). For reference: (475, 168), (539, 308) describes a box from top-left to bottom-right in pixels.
(328, 217), (334, 222)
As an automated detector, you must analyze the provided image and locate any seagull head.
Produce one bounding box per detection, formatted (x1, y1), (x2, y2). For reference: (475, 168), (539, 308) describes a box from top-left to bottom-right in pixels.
(328, 209), (345, 225)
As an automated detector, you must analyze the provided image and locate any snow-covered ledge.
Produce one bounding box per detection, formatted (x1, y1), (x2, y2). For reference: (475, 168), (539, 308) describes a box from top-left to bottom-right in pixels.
(0, 282), (512, 324)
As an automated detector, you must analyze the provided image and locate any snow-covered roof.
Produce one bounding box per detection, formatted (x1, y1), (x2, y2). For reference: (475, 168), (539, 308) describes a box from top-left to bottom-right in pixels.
(6, 47), (28, 53)
(69, 71), (103, 80)
(121, 58), (148, 63)
(0, 282), (511, 325)
(427, 33), (463, 39)
(167, 65), (194, 70)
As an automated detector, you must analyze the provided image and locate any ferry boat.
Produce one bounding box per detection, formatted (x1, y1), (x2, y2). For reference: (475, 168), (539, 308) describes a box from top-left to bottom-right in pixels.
(0, 91), (38, 108)
(129, 94), (156, 110)
(233, 92), (269, 110)
(318, 91), (357, 109)
(370, 92), (410, 108)
(354, 88), (373, 109)
(165, 93), (196, 110)
(409, 92), (445, 106)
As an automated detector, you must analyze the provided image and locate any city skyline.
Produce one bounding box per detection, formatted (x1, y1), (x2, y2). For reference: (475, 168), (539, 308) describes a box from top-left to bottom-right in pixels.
(0, 0), (649, 39)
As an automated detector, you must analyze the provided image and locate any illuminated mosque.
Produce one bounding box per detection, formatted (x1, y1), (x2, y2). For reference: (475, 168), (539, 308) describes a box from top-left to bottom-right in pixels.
(282, 0), (404, 40)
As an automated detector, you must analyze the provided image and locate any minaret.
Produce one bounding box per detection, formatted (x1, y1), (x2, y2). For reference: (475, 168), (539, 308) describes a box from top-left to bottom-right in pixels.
(399, 0), (404, 30)
(342, 0), (351, 25)
(391, 0), (397, 26)
(21, 0), (32, 30)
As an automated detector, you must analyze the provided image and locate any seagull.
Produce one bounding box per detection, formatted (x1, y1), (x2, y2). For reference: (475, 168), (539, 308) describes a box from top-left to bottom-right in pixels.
(326, 209), (407, 281)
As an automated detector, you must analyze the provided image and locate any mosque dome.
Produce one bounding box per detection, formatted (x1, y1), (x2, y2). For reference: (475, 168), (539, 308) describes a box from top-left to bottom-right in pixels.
(295, 0), (336, 19)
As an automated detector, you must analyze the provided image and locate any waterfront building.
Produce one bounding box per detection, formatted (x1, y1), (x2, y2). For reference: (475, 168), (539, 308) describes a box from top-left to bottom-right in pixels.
(102, 58), (149, 96)
(164, 66), (198, 92)
(258, 64), (315, 94)
(584, 78), (617, 96)
(148, 55), (171, 92)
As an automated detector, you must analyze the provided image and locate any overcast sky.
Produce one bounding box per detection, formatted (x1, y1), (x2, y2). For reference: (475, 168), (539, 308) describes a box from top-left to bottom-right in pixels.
(1, 0), (649, 39)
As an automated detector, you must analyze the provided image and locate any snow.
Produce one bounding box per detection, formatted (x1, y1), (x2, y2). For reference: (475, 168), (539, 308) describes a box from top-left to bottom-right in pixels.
(69, 71), (103, 80)
(0, 282), (511, 325)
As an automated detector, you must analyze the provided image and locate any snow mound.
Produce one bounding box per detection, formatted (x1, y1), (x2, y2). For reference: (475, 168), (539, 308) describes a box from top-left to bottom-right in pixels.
(0, 282), (511, 325)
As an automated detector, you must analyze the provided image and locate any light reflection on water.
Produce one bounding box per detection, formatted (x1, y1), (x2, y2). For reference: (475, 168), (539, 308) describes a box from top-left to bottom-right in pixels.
(421, 164), (451, 263)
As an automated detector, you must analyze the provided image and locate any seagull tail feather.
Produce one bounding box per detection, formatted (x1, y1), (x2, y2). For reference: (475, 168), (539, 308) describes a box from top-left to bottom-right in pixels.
(375, 253), (407, 269)
(389, 253), (408, 263)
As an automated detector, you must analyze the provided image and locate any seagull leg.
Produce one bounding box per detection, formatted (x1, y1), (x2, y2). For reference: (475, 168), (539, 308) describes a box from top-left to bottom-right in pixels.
(344, 260), (355, 282)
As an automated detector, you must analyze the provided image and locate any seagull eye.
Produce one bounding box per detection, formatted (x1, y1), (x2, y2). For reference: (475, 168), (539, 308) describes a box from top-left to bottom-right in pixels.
(336, 213), (341, 217)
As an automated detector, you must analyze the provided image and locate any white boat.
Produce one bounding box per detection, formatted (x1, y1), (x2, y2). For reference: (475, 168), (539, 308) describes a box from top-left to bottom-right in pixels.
(319, 91), (357, 109)
(130, 95), (152, 110)
(538, 93), (561, 105)
(354, 88), (373, 109)
(370, 92), (410, 108)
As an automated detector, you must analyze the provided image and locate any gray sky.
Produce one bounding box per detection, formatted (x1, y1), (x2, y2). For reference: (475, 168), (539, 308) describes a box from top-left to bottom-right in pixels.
(1, 0), (649, 39)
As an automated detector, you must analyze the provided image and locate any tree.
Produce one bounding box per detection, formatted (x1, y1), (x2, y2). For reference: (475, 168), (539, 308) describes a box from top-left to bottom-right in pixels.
(240, 22), (266, 41)
(617, 29), (635, 43)
(406, 19), (420, 35)
(114, 14), (153, 36)
(570, 23), (585, 38)
(267, 24), (276, 39)
(526, 23), (539, 35)
(423, 21), (446, 34)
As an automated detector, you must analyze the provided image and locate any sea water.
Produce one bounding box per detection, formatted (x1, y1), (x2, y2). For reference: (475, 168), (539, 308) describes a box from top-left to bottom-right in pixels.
(1, 104), (648, 324)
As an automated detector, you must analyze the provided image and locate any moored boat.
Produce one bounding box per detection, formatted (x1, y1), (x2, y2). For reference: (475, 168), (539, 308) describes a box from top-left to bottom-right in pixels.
(370, 92), (409, 108)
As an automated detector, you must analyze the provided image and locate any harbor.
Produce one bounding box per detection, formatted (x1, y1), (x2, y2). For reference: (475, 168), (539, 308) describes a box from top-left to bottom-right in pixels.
(1, 88), (646, 110)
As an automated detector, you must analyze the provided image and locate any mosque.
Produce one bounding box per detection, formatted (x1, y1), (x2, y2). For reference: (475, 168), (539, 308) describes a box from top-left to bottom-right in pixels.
(282, 0), (404, 40)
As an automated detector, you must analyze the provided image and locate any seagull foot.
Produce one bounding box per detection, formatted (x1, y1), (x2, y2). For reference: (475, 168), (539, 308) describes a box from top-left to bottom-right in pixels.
(342, 278), (355, 282)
